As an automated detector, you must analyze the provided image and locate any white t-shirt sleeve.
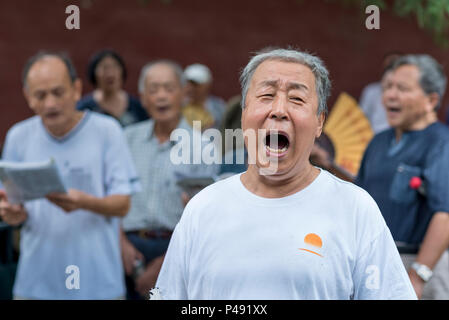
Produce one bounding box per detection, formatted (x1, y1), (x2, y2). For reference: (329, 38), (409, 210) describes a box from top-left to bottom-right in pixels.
(155, 198), (196, 300)
(2, 125), (23, 162)
(351, 190), (417, 300)
(103, 121), (141, 196)
(1, 126), (24, 190)
(155, 228), (188, 299)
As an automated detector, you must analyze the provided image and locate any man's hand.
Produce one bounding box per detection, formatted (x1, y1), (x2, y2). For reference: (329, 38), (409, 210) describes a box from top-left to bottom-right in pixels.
(408, 269), (425, 299)
(120, 234), (144, 276)
(0, 190), (28, 226)
(48, 190), (130, 217)
(135, 255), (165, 298)
(46, 189), (88, 213)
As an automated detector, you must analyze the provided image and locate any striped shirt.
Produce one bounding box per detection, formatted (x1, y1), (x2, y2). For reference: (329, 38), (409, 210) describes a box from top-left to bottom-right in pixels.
(122, 118), (218, 231)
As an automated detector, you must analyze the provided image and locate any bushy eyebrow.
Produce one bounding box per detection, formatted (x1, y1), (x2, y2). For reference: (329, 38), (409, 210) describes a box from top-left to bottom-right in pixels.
(257, 80), (309, 93)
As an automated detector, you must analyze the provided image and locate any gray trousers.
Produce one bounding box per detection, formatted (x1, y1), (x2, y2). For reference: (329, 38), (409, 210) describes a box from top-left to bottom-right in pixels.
(401, 250), (449, 300)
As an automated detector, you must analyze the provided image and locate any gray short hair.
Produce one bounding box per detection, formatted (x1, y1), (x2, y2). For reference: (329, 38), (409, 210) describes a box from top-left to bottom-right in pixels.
(239, 48), (331, 115)
(138, 59), (185, 93)
(392, 54), (446, 110)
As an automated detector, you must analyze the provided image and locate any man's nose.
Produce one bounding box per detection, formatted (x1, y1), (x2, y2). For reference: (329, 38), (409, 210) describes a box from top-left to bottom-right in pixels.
(155, 89), (170, 102)
(383, 86), (398, 103)
(43, 93), (58, 109)
(269, 95), (289, 120)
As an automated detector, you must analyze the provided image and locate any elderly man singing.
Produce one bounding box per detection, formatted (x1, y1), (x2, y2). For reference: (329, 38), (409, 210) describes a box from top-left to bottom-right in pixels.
(153, 48), (416, 300)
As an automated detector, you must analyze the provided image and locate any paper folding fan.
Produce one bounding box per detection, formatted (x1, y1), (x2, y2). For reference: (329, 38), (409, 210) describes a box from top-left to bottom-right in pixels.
(323, 92), (374, 176)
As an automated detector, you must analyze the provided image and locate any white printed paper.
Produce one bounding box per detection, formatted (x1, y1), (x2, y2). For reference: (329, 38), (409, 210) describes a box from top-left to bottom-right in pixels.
(0, 158), (66, 204)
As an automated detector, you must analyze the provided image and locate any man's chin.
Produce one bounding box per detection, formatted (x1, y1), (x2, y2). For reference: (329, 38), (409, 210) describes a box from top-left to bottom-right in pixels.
(385, 116), (402, 127)
(153, 113), (177, 123)
(254, 161), (289, 177)
(42, 117), (62, 128)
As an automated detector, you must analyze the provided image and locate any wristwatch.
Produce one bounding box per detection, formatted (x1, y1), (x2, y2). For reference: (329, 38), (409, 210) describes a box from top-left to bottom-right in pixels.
(411, 262), (433, 282)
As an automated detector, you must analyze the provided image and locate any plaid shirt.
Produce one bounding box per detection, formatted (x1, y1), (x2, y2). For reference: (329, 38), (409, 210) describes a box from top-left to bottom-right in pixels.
(122, 118), (218, 231)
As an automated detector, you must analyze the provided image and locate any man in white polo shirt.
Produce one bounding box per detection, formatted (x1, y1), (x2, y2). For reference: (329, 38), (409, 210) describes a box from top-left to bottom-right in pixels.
(154, 48), (416, 300)
(0, 51), (139, 299)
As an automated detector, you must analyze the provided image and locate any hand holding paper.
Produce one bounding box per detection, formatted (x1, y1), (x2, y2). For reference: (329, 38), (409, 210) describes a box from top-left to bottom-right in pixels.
(46, 189), (88, 213)
(0, 189), (28, 226)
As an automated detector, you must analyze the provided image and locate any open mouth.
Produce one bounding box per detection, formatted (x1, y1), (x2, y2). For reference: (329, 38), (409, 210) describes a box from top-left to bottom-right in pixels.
(105, 78), (116, 85)
(264, 131), (290, 156)
(45, 111), (60, 120)
(156, 105), (170, 113)
(386, 106), (401, 114)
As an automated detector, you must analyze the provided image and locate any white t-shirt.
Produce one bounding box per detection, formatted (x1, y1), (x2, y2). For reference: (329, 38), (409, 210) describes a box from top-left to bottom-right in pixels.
(155, 169), (416, 299)
(2, 112), (139, 299)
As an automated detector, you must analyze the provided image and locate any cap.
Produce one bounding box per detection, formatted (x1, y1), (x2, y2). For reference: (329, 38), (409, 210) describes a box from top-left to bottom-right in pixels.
(184, 63), (212, 84)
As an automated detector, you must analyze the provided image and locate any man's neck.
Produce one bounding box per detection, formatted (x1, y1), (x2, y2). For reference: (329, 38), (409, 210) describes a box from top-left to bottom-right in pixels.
(241, 163), (319, 198)
(46, 111), (84, 138)
(153, 116), (181, 144)
(394, 112), (437, 141)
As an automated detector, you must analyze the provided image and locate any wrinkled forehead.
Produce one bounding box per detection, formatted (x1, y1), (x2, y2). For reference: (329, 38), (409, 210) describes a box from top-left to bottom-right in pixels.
(145, 63), (180, 86)
(250, 60), (317, 93)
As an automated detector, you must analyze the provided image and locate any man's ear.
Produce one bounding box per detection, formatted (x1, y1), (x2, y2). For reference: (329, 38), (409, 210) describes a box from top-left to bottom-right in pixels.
(22, 86), (35, 113)
(316, 112), (326, 138)
(139, 91), (146, 108)
(22, 86), (30, 104)
(139, 91), (152, 116)
(427, 92), (440, 112)
(73, 78), (82, 102)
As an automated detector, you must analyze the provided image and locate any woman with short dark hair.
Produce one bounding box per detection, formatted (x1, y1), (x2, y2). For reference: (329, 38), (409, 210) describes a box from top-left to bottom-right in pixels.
(77, 49), (148, 126)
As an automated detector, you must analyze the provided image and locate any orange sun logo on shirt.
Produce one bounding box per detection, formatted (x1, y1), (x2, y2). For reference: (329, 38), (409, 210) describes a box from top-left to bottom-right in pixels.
(299, 233), (323, 257)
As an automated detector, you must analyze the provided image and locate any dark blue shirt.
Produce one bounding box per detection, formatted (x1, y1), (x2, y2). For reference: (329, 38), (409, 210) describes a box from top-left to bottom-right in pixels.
(355, 122), (449, 245)
(77, 93), (149, 127)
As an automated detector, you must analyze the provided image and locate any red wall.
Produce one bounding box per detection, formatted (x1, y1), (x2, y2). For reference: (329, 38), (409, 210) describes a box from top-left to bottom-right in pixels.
(1, 0), (448, 143)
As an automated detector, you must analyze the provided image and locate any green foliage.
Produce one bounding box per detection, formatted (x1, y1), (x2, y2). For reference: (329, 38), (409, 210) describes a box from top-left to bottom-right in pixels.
(392, 0), (449, 47)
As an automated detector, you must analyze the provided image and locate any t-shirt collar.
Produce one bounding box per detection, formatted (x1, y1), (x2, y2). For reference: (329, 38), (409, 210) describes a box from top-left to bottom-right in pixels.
(41, 111), (90, 143)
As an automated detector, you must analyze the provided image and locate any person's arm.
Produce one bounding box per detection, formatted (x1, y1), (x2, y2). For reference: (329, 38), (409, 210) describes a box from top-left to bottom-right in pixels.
(46, 189), (130, 217)
(409, 139), (449, 298)
(408, 211), (449, 298)
(120, 227), (144, 276)
(135, 254), (166, 298)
